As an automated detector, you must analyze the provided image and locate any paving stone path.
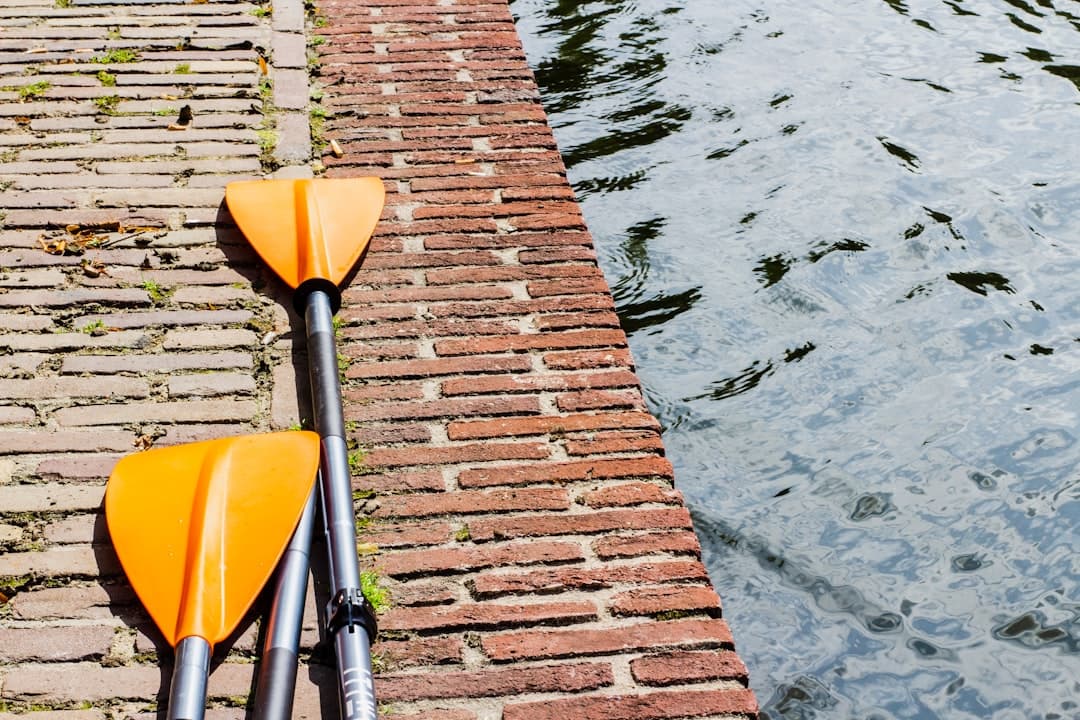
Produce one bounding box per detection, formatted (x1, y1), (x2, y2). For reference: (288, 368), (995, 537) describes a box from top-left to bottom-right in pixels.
(0, 0), (760, 717)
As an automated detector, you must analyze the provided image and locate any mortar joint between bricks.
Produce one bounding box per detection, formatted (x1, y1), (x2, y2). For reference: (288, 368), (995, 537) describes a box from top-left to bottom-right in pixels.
(393, 204), (417, 222)
(421, 380), (440, 402)
(493, 247), (520, 265)
(511, 280), (533, 302)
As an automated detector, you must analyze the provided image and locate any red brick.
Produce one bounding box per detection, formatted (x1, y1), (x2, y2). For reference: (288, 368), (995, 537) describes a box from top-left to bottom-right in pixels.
(381, 600), (595, 632)
(346, 354), (531, 379)
(471, 560), (711, 598)
(373, 635), (464, 669)
(544, 348), (635, 370)
(359, 470), (445, 493)
(427, 265), (600, 286)
(373, 487), (569, 518)
(390, 578), (461, 606)
(342, 318), (517, 341)
(422, 230), (591, 249)
(382, 712), (475, 720)
(630, 650), (750, 686)
(483, 618), (735, 662)
(565, 431), (665, 459)
(378, 540), (583, 577)
(609, 585), (721, 617)
(343, 380), (426, 402)
(358, 521), (454, 548)
(526, 277), (612, 298)
(581, 481), (682, 508)
(441, 370), (639, 397)
(557, 389), (646, 413)
(535, 310), (623, 330)
(435, 330), (626, 356)
(345, 284), (514, 304)
(359, 249), (501, 270)
(429, 295), (614, 319)
(345, 395), (539, 422)
(469, 507), (691, 541)
(448, 411), (659, 440)
(365, 441), (550, 469)
(503, 688), (758, 720)
(518, 246), (596, 263)
(592, 531), (703, 560)
(376, 662), (612, 703)
(459, 456), (674, 489)
(353, 424), (433, 445)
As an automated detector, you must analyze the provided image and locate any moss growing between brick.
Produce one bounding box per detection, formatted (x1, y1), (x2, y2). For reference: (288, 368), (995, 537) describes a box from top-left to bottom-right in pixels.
(18, 81), (50, 101)
(94, 95), (121, 115)
(93, 48), (139, 64)
(359, 569), (390, 613)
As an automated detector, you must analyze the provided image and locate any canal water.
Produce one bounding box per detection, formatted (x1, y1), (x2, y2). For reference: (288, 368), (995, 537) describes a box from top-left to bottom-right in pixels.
(510, 0), (1080, 717)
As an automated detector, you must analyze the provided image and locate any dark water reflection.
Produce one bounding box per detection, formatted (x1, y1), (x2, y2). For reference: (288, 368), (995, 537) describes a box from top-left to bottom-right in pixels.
(510, 0), (1080, 716)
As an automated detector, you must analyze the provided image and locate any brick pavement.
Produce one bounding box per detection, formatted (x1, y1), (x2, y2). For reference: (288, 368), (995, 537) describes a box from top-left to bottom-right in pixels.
(0, 0), (759, 717)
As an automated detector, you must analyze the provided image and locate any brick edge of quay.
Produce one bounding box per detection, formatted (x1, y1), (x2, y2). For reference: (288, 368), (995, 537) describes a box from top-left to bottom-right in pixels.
(0, 0), (761, 716)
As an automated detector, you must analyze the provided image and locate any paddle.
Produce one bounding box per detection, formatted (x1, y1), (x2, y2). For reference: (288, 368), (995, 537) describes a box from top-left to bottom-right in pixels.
(226, 177), (385, 720)
(105, 431), (321, 720)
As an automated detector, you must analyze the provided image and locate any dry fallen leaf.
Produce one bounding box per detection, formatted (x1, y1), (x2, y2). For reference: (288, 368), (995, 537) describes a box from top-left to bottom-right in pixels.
(26, 47), (47, 54)
(81, 258), (108, 278)
(133, 434), (156, 451)
(257, 55), (268, 75)
(356, 543), (380, 556)
(330, 139), (344, 157)
(167, 104), (193, 130)
(454, 158), (477, 164)
(38, 235), (67, 255)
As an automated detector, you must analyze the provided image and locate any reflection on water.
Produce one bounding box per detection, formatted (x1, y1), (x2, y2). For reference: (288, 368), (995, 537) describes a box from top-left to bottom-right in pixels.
(510, 0), (1080, 716)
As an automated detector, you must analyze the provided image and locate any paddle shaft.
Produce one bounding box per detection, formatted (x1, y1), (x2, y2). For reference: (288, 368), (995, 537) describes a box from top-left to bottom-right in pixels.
(306, 289), (378, 720)
(252, 490), (317, 720)
(168, 636), (211, 720)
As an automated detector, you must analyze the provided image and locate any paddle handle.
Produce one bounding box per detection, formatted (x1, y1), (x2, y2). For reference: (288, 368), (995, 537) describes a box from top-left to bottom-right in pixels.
(252, 489), (317, 720)
(306, 290), (379, 720)
(168, 636), (211, 720)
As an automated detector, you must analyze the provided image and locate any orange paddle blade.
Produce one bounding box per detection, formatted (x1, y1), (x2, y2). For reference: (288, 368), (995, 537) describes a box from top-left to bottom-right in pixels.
(104, 432), (320, 647)
(225, 178), (385, 289)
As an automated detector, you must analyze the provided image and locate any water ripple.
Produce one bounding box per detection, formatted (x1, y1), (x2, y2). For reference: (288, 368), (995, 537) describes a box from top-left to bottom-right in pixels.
(512, 0), (1080, 715)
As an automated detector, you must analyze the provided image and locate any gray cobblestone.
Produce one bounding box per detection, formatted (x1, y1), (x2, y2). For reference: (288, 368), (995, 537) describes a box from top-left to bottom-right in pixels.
(162, 328), (258, 349)
(61, 352), (253, 374)
(168, 372), (257, 398)
(54, 400), (259, 427)
(272, 68), (309, 110)
(0, 377), (150, 400)
(2, 485), (104, 514)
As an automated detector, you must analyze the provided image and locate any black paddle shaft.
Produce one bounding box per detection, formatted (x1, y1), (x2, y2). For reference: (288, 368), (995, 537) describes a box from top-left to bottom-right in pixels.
(306, 289), (379, 720)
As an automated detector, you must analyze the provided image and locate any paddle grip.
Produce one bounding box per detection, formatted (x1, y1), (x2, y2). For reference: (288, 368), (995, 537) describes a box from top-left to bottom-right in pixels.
(168, 636), (211, 720)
